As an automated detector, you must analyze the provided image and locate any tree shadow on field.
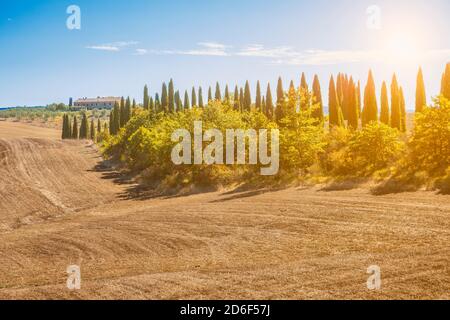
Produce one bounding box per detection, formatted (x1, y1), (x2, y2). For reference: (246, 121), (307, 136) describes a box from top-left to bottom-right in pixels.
(319, 179), (367, 192)
(210, 184), (291, 203)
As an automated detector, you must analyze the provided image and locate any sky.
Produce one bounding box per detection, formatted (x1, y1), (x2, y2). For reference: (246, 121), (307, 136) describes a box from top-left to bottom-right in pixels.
(1, 0), (449, 110)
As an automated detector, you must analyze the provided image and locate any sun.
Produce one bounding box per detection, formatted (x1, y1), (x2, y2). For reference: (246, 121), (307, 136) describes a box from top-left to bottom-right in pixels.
(385, 31), (422, 64)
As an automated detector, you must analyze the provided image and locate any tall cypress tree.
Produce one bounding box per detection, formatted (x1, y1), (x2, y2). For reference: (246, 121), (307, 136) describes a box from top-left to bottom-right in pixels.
(168, 79), (175, 112)
(287, 80), (297, 114)
(262, 97), (266, 116)
(208, 87), (213, 103)
(239, 88), (244, 112)
(149, 97), (154, 112)
(255, 81), (262, 112)
(198, 87), (204, 108)
(347, 78), (359, 130)
(113, 101), (120, 133)
(300, 72), (309, 111)
(312, 75), (324, 122)
(79, 113), (88, 139)
(124, 97), (131, 125)
(155, 93), (161, 112)
(336, 73), (344, 108)
(109, 108), (114, 135)
(399, 87), (407, 132)
(266, 83), (274, 120)
(215, 82), (221, 101)
(90, 118), (95, 140)
(175, 91), (182, 112)
(97, 118), (101, 134)
(390, 74), (401, 131)
(72, 116), (78, 139)
(61, 114), (67, 139)
(244, 81), (252, 111)
(441, 63), (450, 99)
(415, 67), (426, 113)
(380, 81), (390, 125)
(362, 70), (378, 126)
(143, 85), (149, 110)
(224, 85), (230, 103)
(233, 86), (240, 111)
(184, 90), (190, 110)
(357, 81), (362, 118)
(161, 83), (168, 112)
(329, 76), (344, 129)
(275, 77), (285, 122)
(192, 87), (197, 107)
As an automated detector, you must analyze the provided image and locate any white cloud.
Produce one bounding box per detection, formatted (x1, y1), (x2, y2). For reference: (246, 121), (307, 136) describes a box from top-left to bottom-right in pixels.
(134, 49), (148, 56)
(86, 45), (120, 52)
(86, 41), (139, 52)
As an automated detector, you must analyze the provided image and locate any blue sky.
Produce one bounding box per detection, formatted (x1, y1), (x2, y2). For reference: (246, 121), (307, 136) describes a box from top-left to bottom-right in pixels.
(1, 0), (449, 109)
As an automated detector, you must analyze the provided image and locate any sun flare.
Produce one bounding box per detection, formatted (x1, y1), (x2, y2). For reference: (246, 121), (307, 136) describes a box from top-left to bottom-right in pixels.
(385, 31), (423, 64)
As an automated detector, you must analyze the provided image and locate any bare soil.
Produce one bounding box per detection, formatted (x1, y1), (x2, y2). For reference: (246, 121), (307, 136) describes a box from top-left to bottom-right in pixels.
(0, 121), (448, 300)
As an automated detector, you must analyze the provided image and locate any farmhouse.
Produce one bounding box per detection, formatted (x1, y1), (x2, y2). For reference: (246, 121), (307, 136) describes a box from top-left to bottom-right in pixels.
(73, 97), (121, 110)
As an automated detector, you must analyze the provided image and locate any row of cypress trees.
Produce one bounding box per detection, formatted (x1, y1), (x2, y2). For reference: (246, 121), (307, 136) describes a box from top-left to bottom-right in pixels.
(63, 63), (449, 140)
(62, 113), (103, 140)
(109, 96), (135, 135)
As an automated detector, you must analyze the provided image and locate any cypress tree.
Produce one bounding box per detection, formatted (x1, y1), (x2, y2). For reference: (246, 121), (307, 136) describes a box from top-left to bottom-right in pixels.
(61, 114), (67, 139)
(191, 87), (197, 107)
(275, 77), (285, 122)
(143, 85), (149, 110)
(262, 97), (266, 116)
(287, 80), (297, 114)
(215, 82), (221, 101)
(79, 113), (88, 139)
(441, 63), (450, 99)
(362, 70), (378, 126)
(239, 88), (244, 112)
(208, 87), (213, 102)
(312, 75), (324, 122)
(390, 74), (401, 131)
(255, 81), (262, 112)
(109, 108), (114, 135)
(399, 87), (407, 132)
(113, 101), (120, 133)
(329, 76), (344, 128)
(380, 81), (390, 125)
(244, 81), (252, 111)
(184, 90), (190, 110)
(67, 115), (72, 139)
(175, 91), (182, 112)
(233, 86), (240, 111)
(161, 83), (168, 112)
(224, 85), (230, 103)
(336, 73), (344, 108)
(72, 116), (78, 139)
(155, 93), (161, 112)
(97, 118), (101, 134)
(357, 81), (362, 118)
(149, 97), (154, 112)
(168, 79), (175, 113)
(300, 72), (309, 111)
(347, 78), (359, 130)
(125, 97), (131, 124)
(198, 87), (204, 108)
(266, 83), (274, 120)
(90, 118), (95, 141)
(119, 97), (125, 127)
(415, 67), (426, 113)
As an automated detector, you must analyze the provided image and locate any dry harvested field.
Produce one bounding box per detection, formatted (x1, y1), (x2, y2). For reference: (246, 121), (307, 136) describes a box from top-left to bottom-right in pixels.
(0, 121), (448, 300)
